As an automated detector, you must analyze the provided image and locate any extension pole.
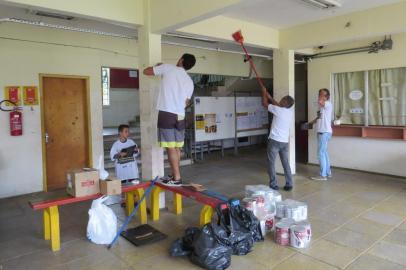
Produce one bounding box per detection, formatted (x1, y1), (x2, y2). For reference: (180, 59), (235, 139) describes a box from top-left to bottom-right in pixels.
(107, 176), (158, 249)
(232, 30), (266, 89)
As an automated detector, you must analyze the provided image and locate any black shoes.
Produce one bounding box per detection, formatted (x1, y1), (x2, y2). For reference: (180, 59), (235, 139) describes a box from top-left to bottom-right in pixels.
(283, 185), (293, 191)
(270, 185), (279, 191)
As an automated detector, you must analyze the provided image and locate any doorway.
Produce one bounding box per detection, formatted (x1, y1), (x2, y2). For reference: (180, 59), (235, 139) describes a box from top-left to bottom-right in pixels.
(41, 75), (91, 191)
(295, 63), (309, 163)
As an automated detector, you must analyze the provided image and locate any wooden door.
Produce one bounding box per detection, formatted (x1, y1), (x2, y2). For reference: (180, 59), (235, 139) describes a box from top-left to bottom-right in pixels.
(42, 76), (90, 190)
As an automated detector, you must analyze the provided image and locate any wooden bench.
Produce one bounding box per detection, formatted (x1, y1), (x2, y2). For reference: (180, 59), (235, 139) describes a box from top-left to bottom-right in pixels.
(151, 182), (226, 226)
(29, 181), (151, 251)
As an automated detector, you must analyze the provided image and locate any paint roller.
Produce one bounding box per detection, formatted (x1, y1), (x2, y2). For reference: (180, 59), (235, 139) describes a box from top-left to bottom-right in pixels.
(232, 30), (266, 89)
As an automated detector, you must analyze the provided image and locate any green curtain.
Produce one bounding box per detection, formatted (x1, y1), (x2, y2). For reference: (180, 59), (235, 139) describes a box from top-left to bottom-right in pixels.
(333, 71), (365, 125)
(369, 68), (406, 126)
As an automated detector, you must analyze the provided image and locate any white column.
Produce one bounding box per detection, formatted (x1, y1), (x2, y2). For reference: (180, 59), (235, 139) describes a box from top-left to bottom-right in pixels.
(273, 48), (296, 174)
(139, 0), (165, 207)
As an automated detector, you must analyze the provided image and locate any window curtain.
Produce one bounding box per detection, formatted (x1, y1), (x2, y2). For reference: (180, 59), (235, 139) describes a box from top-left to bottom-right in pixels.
(368, 68), (406, 126)
(333, 71), (364, 125)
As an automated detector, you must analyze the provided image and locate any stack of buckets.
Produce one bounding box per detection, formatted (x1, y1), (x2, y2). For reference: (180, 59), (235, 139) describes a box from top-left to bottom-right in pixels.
(243, 185), (311, 249)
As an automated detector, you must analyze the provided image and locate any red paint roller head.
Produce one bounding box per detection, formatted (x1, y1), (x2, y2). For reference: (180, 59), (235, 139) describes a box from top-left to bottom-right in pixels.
(232, 30), (244, 43)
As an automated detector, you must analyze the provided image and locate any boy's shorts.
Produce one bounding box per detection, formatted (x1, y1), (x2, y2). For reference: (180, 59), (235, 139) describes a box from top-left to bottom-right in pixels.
(157, 110), (185, 148)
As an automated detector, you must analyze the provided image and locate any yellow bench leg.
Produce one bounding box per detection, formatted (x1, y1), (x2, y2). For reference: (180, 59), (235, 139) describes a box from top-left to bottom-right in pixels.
(125, 192), (135, 216)
(134, 188), (147, 224)
(151, 186), (162, 221)
(200, 205), (214, 227)
(49, 206), (60, 251)
(173, 193), (182, 215)
(43, 208), (50, 240)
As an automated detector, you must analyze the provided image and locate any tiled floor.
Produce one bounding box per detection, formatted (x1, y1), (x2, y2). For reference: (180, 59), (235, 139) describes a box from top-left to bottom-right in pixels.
(1, 147), (406, 270)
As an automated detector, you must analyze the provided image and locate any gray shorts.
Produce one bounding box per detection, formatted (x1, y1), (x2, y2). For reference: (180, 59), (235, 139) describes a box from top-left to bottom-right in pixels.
(157, 110), (185, 148)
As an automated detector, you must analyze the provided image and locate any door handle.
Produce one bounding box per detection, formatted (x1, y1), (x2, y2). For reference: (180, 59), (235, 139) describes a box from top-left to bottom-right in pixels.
(45, 132), (49, 144)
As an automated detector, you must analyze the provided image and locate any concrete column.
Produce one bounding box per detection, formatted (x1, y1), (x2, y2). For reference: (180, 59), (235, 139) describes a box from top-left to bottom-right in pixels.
(138, 2), (164, 180)
(273, 48), (296, 174)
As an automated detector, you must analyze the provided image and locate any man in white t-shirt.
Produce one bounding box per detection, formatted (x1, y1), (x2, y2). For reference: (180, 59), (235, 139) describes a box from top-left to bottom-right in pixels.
(261, 86), (295, 191)
(309, 88), (333, 181)
(143, 54), (196, 186)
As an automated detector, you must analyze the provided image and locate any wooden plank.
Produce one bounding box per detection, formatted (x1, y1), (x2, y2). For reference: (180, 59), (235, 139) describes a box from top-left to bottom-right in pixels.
(155, 182), (223, 208)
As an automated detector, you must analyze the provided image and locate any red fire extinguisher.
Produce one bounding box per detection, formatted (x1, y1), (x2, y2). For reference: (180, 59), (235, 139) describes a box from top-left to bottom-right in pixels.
(10, 108), (23, 136)
(1, 100), (23, 136)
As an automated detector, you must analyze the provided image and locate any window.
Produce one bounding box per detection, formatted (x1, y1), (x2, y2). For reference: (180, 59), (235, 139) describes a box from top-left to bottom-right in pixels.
(333, 67), (406, 126)
(102, 67), (110, 106)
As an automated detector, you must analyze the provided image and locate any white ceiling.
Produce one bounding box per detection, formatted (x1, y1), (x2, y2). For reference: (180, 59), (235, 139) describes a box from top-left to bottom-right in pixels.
(225, 0), (403, 29)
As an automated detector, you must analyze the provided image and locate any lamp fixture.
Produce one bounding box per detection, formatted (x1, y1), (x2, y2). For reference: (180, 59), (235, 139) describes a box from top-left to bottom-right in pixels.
(300, 0), (341, 9)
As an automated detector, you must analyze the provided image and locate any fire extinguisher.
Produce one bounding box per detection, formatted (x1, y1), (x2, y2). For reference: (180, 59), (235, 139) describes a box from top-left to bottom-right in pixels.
(0, 100), (23, 136)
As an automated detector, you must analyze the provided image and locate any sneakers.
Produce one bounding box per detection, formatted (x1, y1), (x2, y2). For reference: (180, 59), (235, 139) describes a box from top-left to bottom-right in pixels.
(160, 175), (173, 181)
(310, 176), (328, 181)
(161, 178), (182, 187)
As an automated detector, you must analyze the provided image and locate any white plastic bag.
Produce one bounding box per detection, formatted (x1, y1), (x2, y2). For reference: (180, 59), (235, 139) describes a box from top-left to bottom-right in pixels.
(87, 196), (117, 244)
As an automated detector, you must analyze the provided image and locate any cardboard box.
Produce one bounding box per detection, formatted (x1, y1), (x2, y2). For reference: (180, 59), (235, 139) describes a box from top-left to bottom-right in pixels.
(100, 177), (122, 195)
(66, 168), (100, 197)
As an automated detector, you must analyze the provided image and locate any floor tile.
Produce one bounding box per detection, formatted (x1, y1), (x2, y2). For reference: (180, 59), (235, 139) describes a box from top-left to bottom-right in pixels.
(369, 241), (406, 266)
(323, 228), (379, 251)
(343, 217), (393, 236)
(361, 210), (404, 226)
(301, 239), (361, 269)
(271, 253), (339, 270)
(383, 228), (406, 247)
(346, 253), (405, 270)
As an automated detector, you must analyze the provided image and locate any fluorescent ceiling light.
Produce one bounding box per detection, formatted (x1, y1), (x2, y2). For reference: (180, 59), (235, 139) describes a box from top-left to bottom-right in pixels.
(300, 0), (341, 9)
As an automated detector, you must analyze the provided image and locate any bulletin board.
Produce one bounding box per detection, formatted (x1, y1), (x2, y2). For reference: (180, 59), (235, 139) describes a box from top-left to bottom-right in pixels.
(236, 96), (268, 137)
(194, 97), (235, 142)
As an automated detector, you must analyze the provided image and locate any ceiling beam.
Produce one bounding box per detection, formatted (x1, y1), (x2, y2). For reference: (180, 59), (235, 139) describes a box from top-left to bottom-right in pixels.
(149, 0), (243, 33)
(176, 16), (279, 49)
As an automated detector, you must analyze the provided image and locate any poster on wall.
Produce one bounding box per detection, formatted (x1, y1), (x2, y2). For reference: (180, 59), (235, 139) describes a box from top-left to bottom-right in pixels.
(4, 86), (21, 106)
(204, 113), (217, 133)
(23, 86), (39, 105)
(195, 114), (205, 130)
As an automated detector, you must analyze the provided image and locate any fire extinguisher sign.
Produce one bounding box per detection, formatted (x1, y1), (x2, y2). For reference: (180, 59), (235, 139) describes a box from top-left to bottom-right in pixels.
(4, 86), (21, 106)
(23, 86), (38, 105)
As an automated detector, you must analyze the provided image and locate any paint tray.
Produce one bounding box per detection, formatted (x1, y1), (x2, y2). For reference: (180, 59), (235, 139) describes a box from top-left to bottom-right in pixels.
(120, 224), (167, 246)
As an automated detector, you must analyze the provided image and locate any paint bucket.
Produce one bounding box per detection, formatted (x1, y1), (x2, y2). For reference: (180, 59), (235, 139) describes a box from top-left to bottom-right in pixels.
(286, 204), (302, 221)
(290, 223), (311, 249)
(275, 220), (292, 246)
(265, 214), (275, 232)
(276, 201), (287, 218)
(297, 202), (308, 221)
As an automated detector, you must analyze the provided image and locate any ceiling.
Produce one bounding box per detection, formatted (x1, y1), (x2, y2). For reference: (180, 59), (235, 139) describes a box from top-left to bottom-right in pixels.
(225, 0), (403, 29)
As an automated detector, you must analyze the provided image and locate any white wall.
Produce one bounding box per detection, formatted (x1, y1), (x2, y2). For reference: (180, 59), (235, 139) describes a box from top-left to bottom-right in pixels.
(0, 23), (138, 198)
(308, 33), (406, 177)
(102, 88), (139, 127)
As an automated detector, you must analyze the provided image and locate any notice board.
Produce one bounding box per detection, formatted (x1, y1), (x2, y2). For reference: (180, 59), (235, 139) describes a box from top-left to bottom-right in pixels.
(194, 97), (235, 142)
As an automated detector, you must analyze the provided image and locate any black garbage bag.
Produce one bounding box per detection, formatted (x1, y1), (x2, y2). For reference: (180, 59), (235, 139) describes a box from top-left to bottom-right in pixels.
(170, 227), (200, 257)
(215, 204), (255, 255)
(228, 203), (263, 242)
(190, 223), (232, 270)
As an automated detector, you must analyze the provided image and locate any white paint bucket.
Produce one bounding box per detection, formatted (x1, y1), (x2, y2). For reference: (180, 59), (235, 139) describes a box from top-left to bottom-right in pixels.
(290, 224), (311, 248)
(275, 221), (291, 246)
